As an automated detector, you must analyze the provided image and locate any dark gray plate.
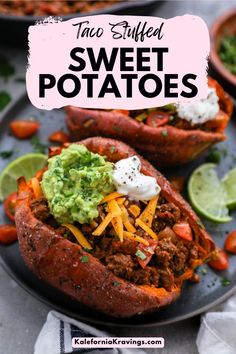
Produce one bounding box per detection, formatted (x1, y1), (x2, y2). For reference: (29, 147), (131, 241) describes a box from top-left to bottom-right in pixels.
(0, 94), (236, 327)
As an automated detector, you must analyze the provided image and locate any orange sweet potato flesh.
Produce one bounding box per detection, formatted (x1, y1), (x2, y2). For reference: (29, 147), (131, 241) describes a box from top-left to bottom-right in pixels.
(66, 78), (233, 166)
(15, 138), (214, 318)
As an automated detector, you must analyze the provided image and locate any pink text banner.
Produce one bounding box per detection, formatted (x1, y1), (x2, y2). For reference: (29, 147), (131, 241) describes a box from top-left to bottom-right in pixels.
(26, 14), (210, 110)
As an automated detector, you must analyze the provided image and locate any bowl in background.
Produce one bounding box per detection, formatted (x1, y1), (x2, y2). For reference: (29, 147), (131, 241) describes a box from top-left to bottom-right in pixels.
(210, 9), (236, 98)
(0, 0), (159, 47)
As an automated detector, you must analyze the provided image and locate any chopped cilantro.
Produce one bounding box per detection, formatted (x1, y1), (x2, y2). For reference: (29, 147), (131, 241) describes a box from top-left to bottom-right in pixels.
(30, 136), (47, 154)
(0, 56), (15, 80)
(135, 249), (147, 260)
(161, 103), (176, 112)
(221, 278), (231, 287)
(206, 148), (222, 164)
(222, 147), (228, 157)
(135, 112), (147, 122)
(0, 150), (13, 159)
(63, 230), (70, 239)
(110, 146), (116, 154)
(80, 255), (89, 263)
(206, 147), (228, 164)
(161, 129), (168, 137)
(113, 281), (121, 287)
(113, 126), (121, 132)
(83, 247), (92, 253)
(201, 267), (208, 275)
(0, 91), (11, 111)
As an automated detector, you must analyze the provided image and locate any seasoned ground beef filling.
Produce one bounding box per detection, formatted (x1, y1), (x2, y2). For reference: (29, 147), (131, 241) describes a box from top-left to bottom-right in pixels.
(92, 231), (198, 291)
(30, 197), (50, 222)
(153, 203), (181, 232)
(30, 196), (200, 291)
(106, 254), (135, 279)
(128, 108), (223, 133)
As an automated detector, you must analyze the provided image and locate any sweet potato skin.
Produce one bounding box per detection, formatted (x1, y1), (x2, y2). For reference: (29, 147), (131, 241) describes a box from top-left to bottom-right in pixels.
(66, 78), (233, 166)
(15, 138), (214, 317)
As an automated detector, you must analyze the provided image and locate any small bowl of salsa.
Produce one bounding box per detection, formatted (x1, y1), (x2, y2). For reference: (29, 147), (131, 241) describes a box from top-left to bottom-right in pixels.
(210, 9), (236, 97)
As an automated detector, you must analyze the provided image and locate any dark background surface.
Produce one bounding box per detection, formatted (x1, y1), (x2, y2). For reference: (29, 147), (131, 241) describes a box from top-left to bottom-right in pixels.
(0, 1), (236, 353)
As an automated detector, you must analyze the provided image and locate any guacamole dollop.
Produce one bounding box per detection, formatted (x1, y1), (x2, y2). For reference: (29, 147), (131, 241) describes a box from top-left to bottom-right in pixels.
(41, 144), (115, 224)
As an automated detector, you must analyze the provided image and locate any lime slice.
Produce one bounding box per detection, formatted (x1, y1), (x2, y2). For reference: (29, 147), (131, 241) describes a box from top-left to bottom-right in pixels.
(222, 167), (236, 209)
(0, 153), (47, 201)
(188, 163), (232, 223)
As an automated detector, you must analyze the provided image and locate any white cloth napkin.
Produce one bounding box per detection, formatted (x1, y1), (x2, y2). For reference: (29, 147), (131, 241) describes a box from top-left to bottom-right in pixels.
(34, 310), (146, 354)
(196, 293), (236, 354)
(35, 293), (236, 354)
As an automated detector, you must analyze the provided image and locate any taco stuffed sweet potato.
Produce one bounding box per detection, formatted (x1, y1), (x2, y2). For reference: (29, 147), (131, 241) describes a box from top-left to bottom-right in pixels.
(15, 137), (214, 317)
(66, 78), (233, 166)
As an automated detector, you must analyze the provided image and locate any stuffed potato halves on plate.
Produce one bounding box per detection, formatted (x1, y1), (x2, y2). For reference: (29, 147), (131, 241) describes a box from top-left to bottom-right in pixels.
(66, 78), (233, 166)
(15, 138), (214, 317)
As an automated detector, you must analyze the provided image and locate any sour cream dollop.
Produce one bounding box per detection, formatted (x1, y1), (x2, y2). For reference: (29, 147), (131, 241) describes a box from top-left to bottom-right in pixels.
(176, 88), (219, 124)
(112, 156), (161, 201)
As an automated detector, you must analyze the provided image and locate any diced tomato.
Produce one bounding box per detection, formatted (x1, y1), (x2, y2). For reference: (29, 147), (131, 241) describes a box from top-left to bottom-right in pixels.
(3, 192), (17, 222)
(208, 248), (229, 270)
(170, 176), (185, 193)
(146, 110), (170, 128)
(136, 240), (158, 268)
(225, 231), (236, 254)
(112, 109), (130, 116)
(173, 222), (193, 241)
(0, 225), (17, 245)
(48, 130), (70, 144)
(48, 146), (63, 158)
(10, 120), (40, 139)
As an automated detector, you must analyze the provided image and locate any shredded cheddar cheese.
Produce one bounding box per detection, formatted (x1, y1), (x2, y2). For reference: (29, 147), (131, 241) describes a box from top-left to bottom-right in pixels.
(108, 199), (122, 216)
(72, 191), (160, 247)
(100, 191), (122, 204)
(120, 205), (128, 222)
(129, 204), (141, 218)
(139, 195), (159, 227)
(111, 215), (124, 242)
(62, 224), (92, 250)
(31, 177), (43, 198)
(121, 205), (136, 233)
(116, 197), (126, 205)
(135, 218), (158, 241)
(123, 231), (149, 246)
(92, 213), (113, 236)
(90, 220), (98, 229)
(124, 221), (136, 234)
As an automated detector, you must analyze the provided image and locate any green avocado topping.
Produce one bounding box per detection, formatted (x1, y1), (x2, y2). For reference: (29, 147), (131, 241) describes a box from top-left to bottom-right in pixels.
(41, 144), (115, 224)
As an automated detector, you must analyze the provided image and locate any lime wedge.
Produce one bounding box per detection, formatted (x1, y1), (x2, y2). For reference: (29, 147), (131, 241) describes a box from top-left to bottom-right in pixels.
(188, 163), (232, 223)
(222, 167), (236, 209)
(0, 153), (47, 201)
